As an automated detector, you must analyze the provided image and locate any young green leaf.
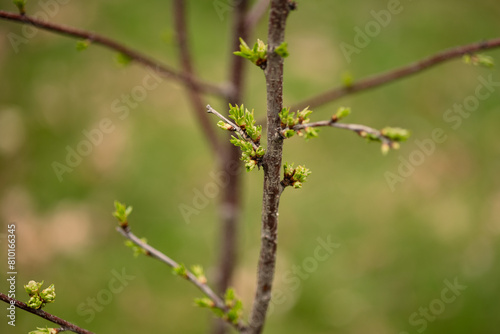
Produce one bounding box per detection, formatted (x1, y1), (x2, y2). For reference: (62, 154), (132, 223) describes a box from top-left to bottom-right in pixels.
(275, 42), (289, 58)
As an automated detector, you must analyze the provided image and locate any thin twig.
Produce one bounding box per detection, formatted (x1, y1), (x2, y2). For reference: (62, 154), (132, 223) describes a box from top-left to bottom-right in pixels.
(0, 10), (227, 97)
(245, 0), (270, 34)
(206, 104), (260, 151)
(292, 37), (500, 110)
(292, 120), (394, 146)
(116, 226), (247, 332)
(246, 1), (290, 333)
(0, 292), (94, 334)
(173, 0), (222, 157)
(214, 0), (250, 333)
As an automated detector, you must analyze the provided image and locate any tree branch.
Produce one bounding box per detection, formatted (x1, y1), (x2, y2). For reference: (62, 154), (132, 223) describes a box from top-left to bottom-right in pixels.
(116, 226), (247, 332)
(0, 292), (94, 334)
(245, 0), (270, 35)
(292, 119), (396, 147)
(173, 0), (222, 156)
(292, 37), (500, 110)
(213, 1), (250, 332)
(207, 104), (260, 152)
(0, 10), (227, 97)
(246, 1), (290, 333)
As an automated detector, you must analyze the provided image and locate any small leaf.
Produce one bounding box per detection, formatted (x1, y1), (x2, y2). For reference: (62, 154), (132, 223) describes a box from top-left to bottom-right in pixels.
(115, 53), (132, 67)
(463, 53), (495, 68)
(172, 263), (188, 278)
(335, 107), (351, 120)
(275, 42), (289, 58)
(194, 297), (214, 308)
(342, 71), (354, 87)
(76, 40), (90, 51)
(380, 127), (410, 141)
(191, 265), (207, 284)
(13, 0), (26, 14)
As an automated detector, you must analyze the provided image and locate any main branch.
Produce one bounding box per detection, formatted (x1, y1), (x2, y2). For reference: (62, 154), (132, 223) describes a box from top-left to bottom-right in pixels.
(293, 37), (500, 110)
(246, 1), (290, 333)
(0, 10), (226, 97)
(0, 292), (94, 334)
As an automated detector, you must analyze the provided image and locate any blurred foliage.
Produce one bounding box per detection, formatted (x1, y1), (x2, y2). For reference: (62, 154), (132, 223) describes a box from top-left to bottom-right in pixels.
(1, 0), (500, 333)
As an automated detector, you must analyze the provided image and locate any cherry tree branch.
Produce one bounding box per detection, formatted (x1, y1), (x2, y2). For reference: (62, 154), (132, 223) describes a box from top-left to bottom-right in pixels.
(292, 119), (394, 146)
(0, 292), (94, 334)
(116, 226), (247, 332)
(245, 1), (290, 333)
(213, 1), (250, 332)
(206, 104), (260, 152)
(172, 0), (222, 156)
(292, 37), (500, 110)
(0, 10), (227, 98)
(245, 0), (270, 34)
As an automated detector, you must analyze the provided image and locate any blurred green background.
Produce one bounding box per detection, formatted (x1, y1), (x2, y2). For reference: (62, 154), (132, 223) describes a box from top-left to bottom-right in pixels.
(1, 0), (500, 333)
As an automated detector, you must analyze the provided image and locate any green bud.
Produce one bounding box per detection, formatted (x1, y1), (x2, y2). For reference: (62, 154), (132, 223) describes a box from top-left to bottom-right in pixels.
(24, 280), (43, 296)
(13, 0), (26, 14)
(172, 263), (188, 278)
(381, 127), (410, 141)
(296, 107), (313, 124)
(216, 121), (234, 131)
(29, 327), (58, 334)
(282, 129), (295, 138)
(76, 40), (90, 51)
(194, 297), (214, 308)
(115, 53), (132, 67)
(381, 143), (390, 155)
(342, 71), (353, 87)
(40, 284), (56, 303)
(304, 127), (319, 140)
(245, 160), (258, 172)
(275, 42), (289, 58)
(463, 53), (495, 68)
(124, 238), (147, 257)
(27, 295), (43, 309)
(292, 181), (302, 189)
(191, 265), (207, 284)
(113, 201), (133, 225)
(234, 38), (268, 69)
(335, 107), (351, 120)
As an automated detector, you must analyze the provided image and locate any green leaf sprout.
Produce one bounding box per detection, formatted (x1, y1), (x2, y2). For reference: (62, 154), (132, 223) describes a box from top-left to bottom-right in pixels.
(463, 53), (495, 68)
(113, 201), (133, 227)
(275, 42), (289, 58)
(234, 38), (268, 69)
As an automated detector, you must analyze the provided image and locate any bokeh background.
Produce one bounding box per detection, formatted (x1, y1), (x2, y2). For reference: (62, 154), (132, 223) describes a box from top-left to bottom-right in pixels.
(1, 0), (500, 333)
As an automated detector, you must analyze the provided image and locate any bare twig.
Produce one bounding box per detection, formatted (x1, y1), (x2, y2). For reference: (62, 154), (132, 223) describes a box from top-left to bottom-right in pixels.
(0, 10), (227, 97)
(245, 0), (270, 34)
(213, 1), (250, 332)
(116, 226), (247, 332)
(207, 104), (260, 151)
(292, 37), (500, 110)
(292, 120), (394, 146)
(0, 292), (94, 334)
(246, 1), (290, 333)
(173, 0), (222, 156)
